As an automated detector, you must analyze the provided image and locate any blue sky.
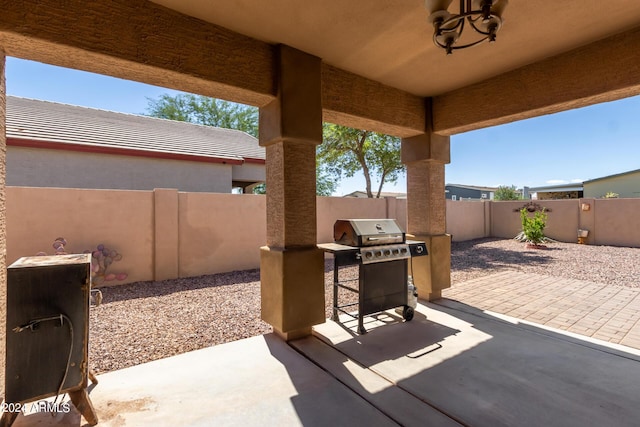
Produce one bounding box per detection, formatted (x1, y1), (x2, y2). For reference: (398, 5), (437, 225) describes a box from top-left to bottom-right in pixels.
(6, 57), (640, 195)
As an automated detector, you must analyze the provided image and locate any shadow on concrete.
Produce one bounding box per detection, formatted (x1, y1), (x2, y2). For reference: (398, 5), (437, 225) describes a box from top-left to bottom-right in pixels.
(331, 310), (461, 367)
(262, 334), (399, 427)
(305, 300), (640, 427)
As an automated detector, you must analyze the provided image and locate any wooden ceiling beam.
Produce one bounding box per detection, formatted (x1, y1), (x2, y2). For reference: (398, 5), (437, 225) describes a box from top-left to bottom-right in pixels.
(0, 0), (277, 107)
(0, 0), (429, 137)
(322, 64), (426, 137)
(433, 26), (640, 136)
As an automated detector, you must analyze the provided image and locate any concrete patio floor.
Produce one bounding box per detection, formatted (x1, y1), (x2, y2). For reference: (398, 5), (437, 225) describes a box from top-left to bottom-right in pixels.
(11, 273), (640, 426)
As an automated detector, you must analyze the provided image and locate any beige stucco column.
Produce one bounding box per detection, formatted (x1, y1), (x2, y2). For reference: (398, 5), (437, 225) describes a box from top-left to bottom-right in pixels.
(402, 124), (451, 300)
(258, 45), (324, 340)
(0, 50), (7, 398)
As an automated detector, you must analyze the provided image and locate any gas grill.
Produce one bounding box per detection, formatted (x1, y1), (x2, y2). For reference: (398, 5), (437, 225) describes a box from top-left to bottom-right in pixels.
(318, 219), (428, 334)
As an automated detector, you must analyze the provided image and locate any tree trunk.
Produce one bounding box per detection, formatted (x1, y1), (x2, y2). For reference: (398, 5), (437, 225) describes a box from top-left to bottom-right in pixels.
(355, 131), (373, 198)
(375, 171), (388, 198)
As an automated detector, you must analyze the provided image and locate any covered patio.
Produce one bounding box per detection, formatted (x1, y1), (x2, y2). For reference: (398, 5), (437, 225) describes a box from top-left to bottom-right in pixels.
(2, 1), (640, 425)
(11, 289), (640, 426)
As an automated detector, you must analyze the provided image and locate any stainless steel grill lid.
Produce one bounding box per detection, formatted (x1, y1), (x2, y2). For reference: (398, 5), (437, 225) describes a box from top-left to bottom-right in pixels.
(334, 219), (405, 247)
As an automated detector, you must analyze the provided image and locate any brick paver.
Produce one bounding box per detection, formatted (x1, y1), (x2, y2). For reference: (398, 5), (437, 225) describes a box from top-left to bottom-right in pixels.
(442, 271), (640, 350)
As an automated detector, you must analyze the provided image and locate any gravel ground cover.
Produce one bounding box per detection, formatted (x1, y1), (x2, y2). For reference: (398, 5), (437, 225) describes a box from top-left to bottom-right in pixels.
(89, 238), (639, 373)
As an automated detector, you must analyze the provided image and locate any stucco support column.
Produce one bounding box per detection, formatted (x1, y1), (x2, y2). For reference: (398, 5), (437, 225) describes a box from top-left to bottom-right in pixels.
(259, 45), (324, 340)
(0, 50), (7, 398)
(402, 126), (451, 301)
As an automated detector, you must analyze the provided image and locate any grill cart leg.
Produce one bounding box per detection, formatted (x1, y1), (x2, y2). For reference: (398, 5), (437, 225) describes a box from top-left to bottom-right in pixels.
(358, 273), (367, 334)
(358, 316), (367, 335)
(332, 258), (339, 321)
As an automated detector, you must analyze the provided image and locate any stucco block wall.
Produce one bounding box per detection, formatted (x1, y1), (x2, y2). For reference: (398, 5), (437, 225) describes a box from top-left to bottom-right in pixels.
(540, 200), (580, 242)
(6, 188), (640, 290)
(584, 171), (640, 198)
(393, 199), (408, 231)
(592, 199), (640, 247)
(446, 200), (490, 241)
(6, 188), (414, 286)
(490, 200), (580, 242)
(7, 146), (234, 193)
(178, 193), (266, 277)
(6, 186), (154, 284)
(490, 201), (528, 239)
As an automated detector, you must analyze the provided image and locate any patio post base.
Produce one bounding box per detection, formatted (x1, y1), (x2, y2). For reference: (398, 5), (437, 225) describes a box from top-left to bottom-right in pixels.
(407, 234), (451, 301)
(260, 246), (325, 340)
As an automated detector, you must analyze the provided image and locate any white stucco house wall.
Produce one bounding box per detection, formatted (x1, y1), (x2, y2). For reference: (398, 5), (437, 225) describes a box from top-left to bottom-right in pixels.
(583, 169), (640, 199)
(5, 96), (265, 193)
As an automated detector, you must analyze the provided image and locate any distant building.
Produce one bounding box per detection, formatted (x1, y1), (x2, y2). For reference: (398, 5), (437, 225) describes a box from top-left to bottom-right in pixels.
(528, 183), (584, 200)
(343, 191), (406, 198)
(583, 169), (640, 198)
(445, 184), (497, 201)
(6, 96), (265, 193)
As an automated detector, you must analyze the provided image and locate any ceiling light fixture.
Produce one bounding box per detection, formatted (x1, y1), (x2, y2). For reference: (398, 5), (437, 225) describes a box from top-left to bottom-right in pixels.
(425, 0), (508, 54)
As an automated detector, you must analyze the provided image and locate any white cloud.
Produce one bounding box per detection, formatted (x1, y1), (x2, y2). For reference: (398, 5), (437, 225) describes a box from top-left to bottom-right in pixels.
(546, 179), (567, 185)
(570, 178), (584, 183)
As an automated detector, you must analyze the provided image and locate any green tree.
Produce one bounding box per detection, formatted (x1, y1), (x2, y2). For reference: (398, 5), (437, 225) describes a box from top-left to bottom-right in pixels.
(146, 93), (258, 137)
(494, 185), (521, 201)
(146, 93), (337, 195)
(318, 123), (404, 198)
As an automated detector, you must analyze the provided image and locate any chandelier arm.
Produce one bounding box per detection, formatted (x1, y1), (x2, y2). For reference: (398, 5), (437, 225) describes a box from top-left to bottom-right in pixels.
(467, 14), (484, 24)
(433, 31), (449, 49)
(457, 14), (466, 37)
(441, 9), (490, 29)
(468, 17), (496, 36)
(448, 36), (490, 50)
(432, 29), (488, 51)
(439, 15), (465, 33)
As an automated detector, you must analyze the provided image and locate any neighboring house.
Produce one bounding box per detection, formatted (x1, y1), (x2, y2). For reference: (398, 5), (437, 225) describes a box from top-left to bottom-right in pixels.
(583, 168), (640, 198)
(5, 96), (265, 193)
(344, 191), (406, 198)
(446, 184), (497, 201)
(527, 183), (584, 200)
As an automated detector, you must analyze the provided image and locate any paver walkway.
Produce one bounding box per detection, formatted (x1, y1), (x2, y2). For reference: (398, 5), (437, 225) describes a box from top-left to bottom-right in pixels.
(442, 271), (640, 349)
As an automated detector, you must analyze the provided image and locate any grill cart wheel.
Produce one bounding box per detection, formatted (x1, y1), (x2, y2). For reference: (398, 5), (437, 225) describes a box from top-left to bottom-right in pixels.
(403, 306), (414, 321)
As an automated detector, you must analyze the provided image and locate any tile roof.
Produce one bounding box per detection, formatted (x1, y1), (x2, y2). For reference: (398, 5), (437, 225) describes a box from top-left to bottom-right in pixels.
(583, 168), (640, 184)
(5, 96), (265, 163)
(344, 191), (407, 198)
(446, 184), (499, 192)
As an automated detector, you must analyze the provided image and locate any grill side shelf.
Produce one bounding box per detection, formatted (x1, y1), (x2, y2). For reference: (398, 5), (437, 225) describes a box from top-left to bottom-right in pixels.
(407, 240), (429, 257)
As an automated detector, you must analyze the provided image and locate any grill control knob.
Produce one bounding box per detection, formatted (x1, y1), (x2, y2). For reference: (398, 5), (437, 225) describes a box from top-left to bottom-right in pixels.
(365, 251), (373, 259)
(384, 249), (391, 256)
(392, 249), (400, 255)
(375, 251), (383, 258)
(400, 248), (408, 254)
